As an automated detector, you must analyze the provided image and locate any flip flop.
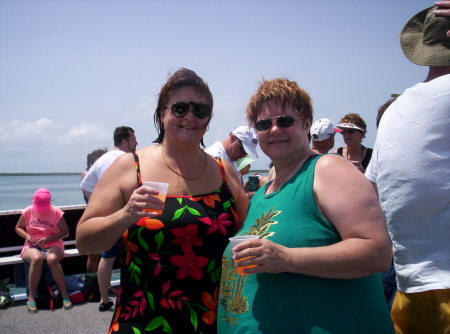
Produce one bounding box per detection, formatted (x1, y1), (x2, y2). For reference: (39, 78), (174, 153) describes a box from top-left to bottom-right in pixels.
(63, 298), (73, 310)
(27, 300), (38, 314)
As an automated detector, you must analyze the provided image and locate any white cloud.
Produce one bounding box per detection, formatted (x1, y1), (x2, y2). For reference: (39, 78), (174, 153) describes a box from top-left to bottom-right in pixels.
(0, 118), (111, 172)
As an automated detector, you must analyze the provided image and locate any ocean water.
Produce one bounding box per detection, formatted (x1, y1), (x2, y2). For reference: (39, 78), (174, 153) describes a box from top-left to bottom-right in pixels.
(0, 171), (268, 212)
(0, 174), (85, 211)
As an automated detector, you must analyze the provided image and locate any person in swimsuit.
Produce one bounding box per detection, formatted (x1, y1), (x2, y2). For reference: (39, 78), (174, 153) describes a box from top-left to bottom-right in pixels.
(76, 68), (248, 334)
(217, 78), (394, 334)
(333, 113), (373, 173)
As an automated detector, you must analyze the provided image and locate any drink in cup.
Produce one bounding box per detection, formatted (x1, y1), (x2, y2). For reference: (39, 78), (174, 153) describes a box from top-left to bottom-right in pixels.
(143, 181), (169, 215)
(229, 235), (259, 275)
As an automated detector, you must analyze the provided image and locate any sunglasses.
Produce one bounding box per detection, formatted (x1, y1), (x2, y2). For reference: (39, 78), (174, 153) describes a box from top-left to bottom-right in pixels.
(254, 115), (302, 132)
(236, 138), (247, 155)
(167, 101), (212, 119)
(340, 129), (360, 134)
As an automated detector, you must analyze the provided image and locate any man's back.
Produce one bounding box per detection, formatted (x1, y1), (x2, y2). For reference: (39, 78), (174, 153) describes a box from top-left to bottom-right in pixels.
(366, 73), (450, 292)
(80, 150), (125, 193)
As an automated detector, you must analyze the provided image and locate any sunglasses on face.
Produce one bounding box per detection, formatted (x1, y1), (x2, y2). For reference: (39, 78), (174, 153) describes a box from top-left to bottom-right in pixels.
(236, 138), (247, 155)
(167, 101), (212, 119)
(340, 129), (360, 135)
(254, 115), (302, 132)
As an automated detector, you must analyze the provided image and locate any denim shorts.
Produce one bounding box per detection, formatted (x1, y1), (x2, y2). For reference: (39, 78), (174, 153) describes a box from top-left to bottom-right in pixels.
(100, 241), (121, 259)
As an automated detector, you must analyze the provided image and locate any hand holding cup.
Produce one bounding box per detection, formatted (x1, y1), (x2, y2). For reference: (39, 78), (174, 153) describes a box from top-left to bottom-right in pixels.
(229, 235), (259, 275)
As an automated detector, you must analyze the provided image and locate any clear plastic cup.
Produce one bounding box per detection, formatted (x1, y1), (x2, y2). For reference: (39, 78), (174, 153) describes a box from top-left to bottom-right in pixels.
(229, 235), (259, 275)
(143, 181), (169, 215)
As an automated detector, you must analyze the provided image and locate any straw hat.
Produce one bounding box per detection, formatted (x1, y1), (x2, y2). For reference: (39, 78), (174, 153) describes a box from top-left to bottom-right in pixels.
(400, 6), (450, 66)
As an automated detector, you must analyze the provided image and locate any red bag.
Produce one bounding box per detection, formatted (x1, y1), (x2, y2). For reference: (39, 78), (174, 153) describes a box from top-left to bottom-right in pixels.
(69, 290), (85, 305)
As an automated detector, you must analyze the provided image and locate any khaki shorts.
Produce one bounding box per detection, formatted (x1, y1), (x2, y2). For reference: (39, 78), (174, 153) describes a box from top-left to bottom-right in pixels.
(391, 289), (450, 334)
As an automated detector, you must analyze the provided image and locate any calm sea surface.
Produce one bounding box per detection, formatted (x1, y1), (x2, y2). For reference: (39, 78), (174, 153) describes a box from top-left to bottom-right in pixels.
(0, 171), (267, 212)
(0, 174), (85, 211)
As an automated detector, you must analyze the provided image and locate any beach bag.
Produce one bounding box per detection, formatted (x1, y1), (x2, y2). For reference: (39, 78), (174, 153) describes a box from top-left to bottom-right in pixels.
(35, 282), (63, 311)
(65, 275), (85, 304)
(0, 279), (14, 309)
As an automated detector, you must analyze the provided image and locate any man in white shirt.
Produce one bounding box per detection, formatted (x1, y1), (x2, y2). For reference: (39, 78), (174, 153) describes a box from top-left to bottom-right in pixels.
(365, 6), (450, 333)
(81, 126), (138, 311)
(205, 126), (259, 177)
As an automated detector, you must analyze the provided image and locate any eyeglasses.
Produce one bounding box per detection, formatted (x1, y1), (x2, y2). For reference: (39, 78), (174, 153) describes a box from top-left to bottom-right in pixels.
(236, 138), (247, 155)
(254, 115), (302, 132)
(167, 101), (212, 119)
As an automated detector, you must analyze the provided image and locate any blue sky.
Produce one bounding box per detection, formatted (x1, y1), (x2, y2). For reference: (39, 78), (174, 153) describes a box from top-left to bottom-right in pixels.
(0, 0), (432, 172)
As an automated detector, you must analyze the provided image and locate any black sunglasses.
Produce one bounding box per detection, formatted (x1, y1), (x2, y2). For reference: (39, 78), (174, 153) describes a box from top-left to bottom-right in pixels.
(254, 115), (302, 132)
(340, 129), (360, 134)
(167, 101), (212, 119)
(236, 138), (247, 155)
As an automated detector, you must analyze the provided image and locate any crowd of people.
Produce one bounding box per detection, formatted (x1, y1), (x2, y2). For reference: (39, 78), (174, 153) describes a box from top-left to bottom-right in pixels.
(14, 3), (449, 334)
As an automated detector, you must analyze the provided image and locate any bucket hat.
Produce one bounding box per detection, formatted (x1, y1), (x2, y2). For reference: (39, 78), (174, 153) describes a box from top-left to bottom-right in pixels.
(32, 188), (51, 213)
(400, 6), (450, 66)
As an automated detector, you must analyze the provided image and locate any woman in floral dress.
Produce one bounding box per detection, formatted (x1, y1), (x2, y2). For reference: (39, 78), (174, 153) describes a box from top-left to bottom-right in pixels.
(77, 68), (248, 333)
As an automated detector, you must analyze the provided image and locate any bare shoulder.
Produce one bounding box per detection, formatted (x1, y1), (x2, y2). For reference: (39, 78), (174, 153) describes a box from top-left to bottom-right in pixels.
(314, 154), (376, 205)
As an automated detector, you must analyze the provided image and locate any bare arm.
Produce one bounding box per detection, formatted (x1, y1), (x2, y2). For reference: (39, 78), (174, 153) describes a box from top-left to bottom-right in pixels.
(233, 155), (391, 279)
(76, 153), (164, 253)
(15, 214), (34, 244)
(222, 159), (249, 229)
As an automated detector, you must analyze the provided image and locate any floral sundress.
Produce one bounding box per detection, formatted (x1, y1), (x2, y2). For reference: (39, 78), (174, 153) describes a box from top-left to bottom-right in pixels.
(109, 152), (239, 334)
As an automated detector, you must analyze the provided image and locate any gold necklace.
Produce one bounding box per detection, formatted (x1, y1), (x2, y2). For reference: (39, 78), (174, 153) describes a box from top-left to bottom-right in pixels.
(160, 145), (207, 181)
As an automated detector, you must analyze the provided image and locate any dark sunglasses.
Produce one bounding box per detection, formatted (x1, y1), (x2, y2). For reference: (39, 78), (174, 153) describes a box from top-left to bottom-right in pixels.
(167, 101), (212, 119)
(236, 138), (247, 155)
(254, 115), (302, 132)
(340, 129), (360, 134)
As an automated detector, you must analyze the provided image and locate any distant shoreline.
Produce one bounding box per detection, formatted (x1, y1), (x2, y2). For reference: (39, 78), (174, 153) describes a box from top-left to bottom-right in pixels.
(0, 172), (80, 176)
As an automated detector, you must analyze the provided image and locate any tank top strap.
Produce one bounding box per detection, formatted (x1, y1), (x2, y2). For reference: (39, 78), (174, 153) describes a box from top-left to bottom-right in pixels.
(132, 151), (142, 186)
(214, 157), (227, 183)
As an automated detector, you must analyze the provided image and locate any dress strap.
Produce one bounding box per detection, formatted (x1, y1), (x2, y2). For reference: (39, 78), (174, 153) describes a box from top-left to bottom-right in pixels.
(132, 152), (142, 186)
(214, 158), (227, 183)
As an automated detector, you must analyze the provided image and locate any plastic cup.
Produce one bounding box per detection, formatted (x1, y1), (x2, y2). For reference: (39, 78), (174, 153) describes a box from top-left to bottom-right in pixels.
(143, 181), (169, 215)
(229, 235), (259, 275)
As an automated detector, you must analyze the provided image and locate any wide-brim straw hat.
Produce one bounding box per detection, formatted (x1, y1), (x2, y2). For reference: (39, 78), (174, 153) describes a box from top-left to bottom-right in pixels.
(400, 6), (450, 66)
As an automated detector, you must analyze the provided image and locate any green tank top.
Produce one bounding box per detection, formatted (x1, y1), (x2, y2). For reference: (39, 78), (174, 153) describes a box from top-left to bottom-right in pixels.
(217, 155), (394, 334)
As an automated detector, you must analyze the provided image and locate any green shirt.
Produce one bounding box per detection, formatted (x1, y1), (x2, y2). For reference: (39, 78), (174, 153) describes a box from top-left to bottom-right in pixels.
(218, 155), (394, 334)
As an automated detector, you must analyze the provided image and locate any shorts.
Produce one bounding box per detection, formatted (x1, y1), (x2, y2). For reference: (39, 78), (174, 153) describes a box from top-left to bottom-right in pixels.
(391, 289), (450, 334)
(100, 241), (121, 259)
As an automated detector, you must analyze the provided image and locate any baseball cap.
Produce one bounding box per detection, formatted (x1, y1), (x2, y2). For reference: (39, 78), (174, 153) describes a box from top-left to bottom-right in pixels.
(232, 126), (259, 158)
(32, 188), (51, 213)
(310, 118), (340, 142)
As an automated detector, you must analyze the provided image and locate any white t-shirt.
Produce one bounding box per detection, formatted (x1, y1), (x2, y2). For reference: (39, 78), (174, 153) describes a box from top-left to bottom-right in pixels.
(205, 141), (240, 177)
(365, 74), (450, 293)
(80, 150), (125, 192)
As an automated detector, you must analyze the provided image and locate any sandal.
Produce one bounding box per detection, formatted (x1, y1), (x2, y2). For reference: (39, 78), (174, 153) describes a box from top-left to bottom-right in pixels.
(99, 300), (114, 312)
(27, 300), (38, 314)
(63, 298), (73, 310)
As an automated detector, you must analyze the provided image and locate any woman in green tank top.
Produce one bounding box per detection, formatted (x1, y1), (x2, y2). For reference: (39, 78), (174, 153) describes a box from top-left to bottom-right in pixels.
(217, 78), (395, 334)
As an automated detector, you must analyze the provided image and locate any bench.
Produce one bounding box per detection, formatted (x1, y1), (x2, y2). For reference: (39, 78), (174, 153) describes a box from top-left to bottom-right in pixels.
(0, 205), (120, 301)
(0, 240), (81, 266)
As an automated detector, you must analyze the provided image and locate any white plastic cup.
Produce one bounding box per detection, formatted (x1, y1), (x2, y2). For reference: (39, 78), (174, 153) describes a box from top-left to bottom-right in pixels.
(143, 181), (169, 215)
(229, 235), (259, 275)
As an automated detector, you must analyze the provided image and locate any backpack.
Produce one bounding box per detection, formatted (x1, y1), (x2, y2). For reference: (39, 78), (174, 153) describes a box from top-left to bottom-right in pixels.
(35, 282), (63, 311)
